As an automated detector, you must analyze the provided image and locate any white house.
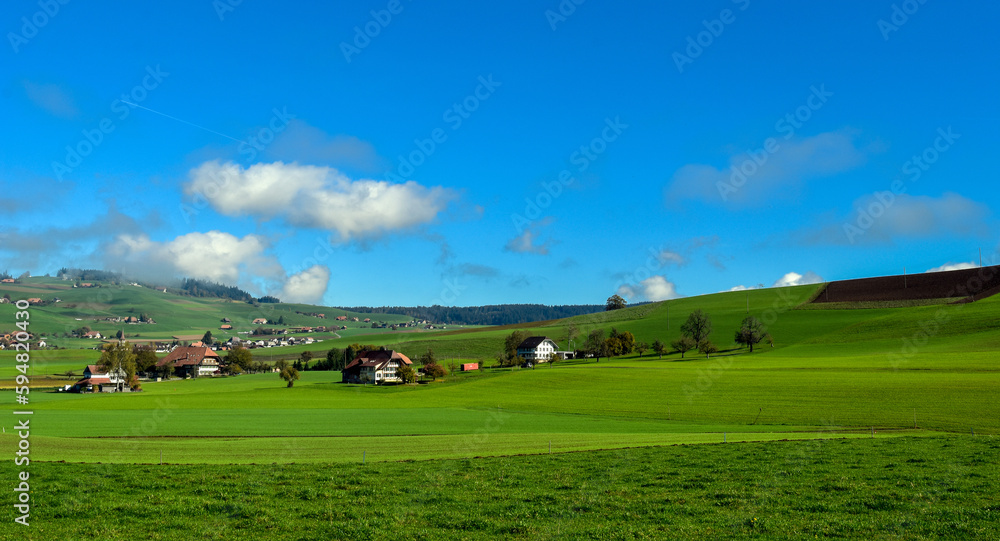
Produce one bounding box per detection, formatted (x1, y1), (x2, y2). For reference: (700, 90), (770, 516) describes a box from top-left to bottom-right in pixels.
(516, 336), (559, 362)
(74, 364), (128, 392)
(342, 350), (413, 385)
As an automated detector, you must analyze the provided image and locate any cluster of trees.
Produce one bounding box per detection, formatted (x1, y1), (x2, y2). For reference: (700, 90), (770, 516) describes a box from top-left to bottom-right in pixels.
(57, 268), (122, 282)
(180, 278), (254, 302)
(580, 327), (637, 361)
(222, 346), (276, 375)
(333, 304), (604, 326)
(418, 349), (446, 380)
(661, 310), (771, 359)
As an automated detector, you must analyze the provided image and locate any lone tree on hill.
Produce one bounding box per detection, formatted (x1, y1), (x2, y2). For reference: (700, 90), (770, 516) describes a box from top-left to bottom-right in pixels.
(652, 339), (666, 359)
(680, 310), (712, 344)
(279, 365), (300, 387)
(605, 294), (627, 311)
(636, 341), (649, 358)
(671, 336), (697, 359)
(734, 316), (766, 353)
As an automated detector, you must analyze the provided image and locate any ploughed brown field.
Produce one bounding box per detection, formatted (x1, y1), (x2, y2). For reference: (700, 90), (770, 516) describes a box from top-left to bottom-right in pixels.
(812, 264), (1000, 304)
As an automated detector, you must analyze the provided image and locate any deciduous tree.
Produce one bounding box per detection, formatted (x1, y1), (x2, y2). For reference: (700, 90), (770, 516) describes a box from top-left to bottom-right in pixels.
(671, 336), (697, 359)
(98, 341), (137, 390)
(279, 365), (300, 387)
(680, 310), (712, 343)
(605, 294), (627, 311)
(652, 339), (666, 359)
(734, 316), (766, 353)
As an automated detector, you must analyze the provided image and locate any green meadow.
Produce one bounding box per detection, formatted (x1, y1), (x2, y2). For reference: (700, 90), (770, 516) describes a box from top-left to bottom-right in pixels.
(1, 278), (998, 537)
(2, 435), (997, 539)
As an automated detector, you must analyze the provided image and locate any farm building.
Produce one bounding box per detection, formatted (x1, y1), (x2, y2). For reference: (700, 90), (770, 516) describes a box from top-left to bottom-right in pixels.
(461, 363), (478, 371)
(73, 364), (128, 393)
(220, 324), (233, 330)
(83, 331), (103, 339)
(342, 350), (413, 385)
(252, 318), (268, 325)
(516, 337), (559, 362)
(158, 346), (222, 378)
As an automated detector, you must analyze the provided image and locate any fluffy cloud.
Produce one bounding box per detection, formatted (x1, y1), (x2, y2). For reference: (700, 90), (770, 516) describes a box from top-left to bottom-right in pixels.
(280, 265), (330, 304)
(773, 271), (823, 288)
(108, 231), (280, 284)
(186, 161), (455, 240)
(617, 275), (680, 302)
(926, 262), (977, 273)
(802, 192), (990, 245)
(666, 130), (866, 205)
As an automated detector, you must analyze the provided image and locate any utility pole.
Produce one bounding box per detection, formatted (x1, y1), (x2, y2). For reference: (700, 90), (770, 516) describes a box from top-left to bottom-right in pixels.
(903, 266), (907, 289)
(980, 247), (983, 267)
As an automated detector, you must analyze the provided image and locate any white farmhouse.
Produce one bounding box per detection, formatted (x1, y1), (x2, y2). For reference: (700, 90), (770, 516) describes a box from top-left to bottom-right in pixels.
(516, 336), (559, 363)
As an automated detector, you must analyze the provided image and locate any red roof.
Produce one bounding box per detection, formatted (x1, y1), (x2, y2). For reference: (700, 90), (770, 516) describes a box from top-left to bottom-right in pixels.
(76, 377), (110, 386)
(158, 346), (222, 367)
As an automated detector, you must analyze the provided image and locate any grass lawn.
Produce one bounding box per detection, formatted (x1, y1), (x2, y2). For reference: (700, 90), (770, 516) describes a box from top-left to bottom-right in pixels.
(5, 435), (997, 539)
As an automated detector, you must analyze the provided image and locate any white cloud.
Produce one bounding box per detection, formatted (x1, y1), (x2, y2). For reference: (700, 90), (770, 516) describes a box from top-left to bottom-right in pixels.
(773, 271), (823, 288)
(926, 262), (977, 273)
(729, 285), (751, 291)
(280, 265), (330, 304)
(666, 130), (866, 205)
(186, 161), (455, 240)
(617, 275), (680, 302)
(109, 231), (280, 285)
(802, 192), (990, 245)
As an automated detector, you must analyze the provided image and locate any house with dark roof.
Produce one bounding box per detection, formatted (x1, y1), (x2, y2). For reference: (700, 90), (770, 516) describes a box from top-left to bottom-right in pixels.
(342, 350), (413, 385)
(516, 336), (559, 362)
(157, 346), (222, 378)
(73, 364), (127, 393)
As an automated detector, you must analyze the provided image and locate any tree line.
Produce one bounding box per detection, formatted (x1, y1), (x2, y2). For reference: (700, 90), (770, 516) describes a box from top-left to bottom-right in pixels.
(333, 304), (604, 326)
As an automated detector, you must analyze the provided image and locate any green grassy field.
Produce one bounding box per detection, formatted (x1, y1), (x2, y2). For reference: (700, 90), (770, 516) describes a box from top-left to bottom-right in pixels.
(3, 435), (997, 539)
(1, 277), (997, 537)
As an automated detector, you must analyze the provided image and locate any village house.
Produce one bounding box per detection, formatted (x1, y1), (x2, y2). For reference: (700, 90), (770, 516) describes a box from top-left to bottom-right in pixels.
(157, 346), (223, 378)
(73, 364), (128, 393)
(27, 298), (43, 305)
(1, 278), (15, 283)
(252, 318), (268, 325)
(516, 336), (559, 363)
(83, 331), (103, 339)
(342, 350), (413, 385)
(220, 324), (233, 330)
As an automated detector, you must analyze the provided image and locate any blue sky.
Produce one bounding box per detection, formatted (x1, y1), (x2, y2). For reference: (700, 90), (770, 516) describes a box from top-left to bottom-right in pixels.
(2, 0), (998, 306)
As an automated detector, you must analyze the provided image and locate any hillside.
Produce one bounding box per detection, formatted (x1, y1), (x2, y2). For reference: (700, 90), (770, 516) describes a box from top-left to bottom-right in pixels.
(811, 264), (1000, 305)
(0, 277), (416, 348)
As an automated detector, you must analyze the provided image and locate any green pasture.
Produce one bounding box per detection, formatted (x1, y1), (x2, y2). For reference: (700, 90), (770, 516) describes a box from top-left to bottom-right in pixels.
(3, 435), (997, 539)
